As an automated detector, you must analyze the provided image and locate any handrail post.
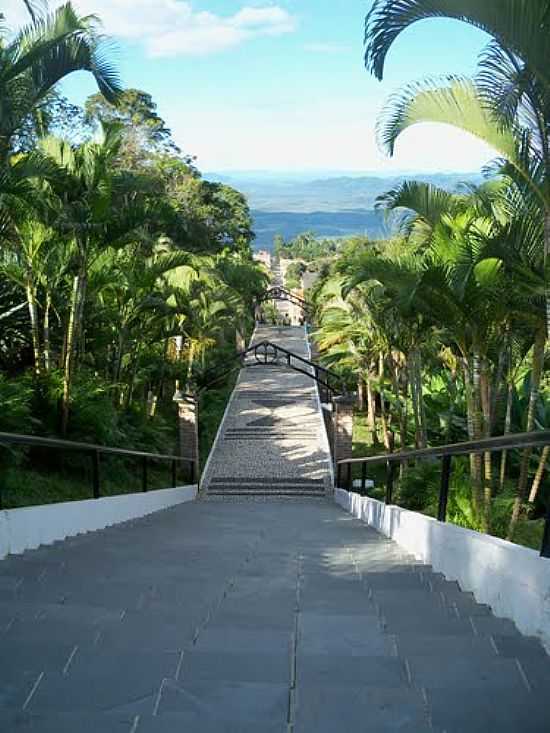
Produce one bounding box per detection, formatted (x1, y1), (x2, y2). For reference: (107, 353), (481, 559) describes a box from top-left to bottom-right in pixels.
(541, 501), (550, 558)
(91, 449), (100, 499)
(385, 460), (395, 505)
(142, 456), (148, 492)
(361, 462), (367, 495)
(172, 459), (177, 488)
(438, 455), (452, 522)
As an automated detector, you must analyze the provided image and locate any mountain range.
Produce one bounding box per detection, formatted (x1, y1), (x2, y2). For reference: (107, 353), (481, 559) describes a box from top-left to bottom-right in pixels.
(206, 171), (484, 250)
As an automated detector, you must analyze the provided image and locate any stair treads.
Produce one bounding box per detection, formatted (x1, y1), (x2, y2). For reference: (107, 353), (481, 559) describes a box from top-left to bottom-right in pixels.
(207, 487), (326, 495)
(210, 477), (325, 485)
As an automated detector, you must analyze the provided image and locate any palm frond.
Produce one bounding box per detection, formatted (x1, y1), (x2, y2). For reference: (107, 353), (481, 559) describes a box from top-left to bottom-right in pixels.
(364, 0), (550, 89)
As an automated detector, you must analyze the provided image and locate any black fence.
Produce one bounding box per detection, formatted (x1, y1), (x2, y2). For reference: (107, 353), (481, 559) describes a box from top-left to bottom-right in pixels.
(0, 432), (195, 509)
(336, 430), (550, 558)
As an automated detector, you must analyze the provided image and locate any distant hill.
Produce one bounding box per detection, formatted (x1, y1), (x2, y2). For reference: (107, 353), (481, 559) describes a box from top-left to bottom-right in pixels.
(251, 209), (388, 249)
(206, 171), (484, 251)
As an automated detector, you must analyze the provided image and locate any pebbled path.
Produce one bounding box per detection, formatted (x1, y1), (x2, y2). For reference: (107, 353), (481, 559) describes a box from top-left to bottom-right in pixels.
(1, 499), (549, 731)
(201, 325), (332, 496)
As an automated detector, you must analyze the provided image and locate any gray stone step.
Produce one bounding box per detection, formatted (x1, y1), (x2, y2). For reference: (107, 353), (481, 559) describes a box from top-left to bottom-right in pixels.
(294, 685), (430, 733)
(208, 488), (326, 496)
(395, 633), (497, 657)
(0, 712), (135, 732)
(407, 655), (527, 690)
(210, 477), (325, 486)
(26, 649), (179, 714)
(296, 654), (406, 687)
(426, 687), (548, 732)
(156, 678), (288, 721)
(137, 716), (286, 733)
(471, 616), (521, 637)
(492, 634), (548, 660)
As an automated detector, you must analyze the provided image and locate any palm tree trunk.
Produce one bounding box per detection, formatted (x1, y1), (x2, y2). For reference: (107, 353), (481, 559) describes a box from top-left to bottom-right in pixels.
(480, 358), (493, 523)
(186, 341), (196, 391)
(409, 349), (421, 448)
(499, 380), (514, 491)
(508, 327), (546, 539)
(61, 272), (86, 435)
(125, 340), (141, 408)
(366, 369), (377, 446)
(379, 351), (391, 450)
(416, 350), (427, 448)
(545, 210), (550, 340)
(389, 356), (406, 450)
(43, 291), (51, 373)
(25, 282), (42, 375)
(357, 378), (365, 411)
(528, 446), (550, 505)
(465, 354), (484, 520)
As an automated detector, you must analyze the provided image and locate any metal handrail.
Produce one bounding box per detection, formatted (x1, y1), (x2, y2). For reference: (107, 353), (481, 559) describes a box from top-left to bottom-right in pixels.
(336, 429), (550, 558)
(0, 432), (196, 509)
(260, 286), (311, 311)
(197, 340), (346, 398)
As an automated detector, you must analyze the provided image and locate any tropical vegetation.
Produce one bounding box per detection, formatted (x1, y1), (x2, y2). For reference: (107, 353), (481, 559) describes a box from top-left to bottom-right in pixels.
(0, 3), (266, 506)
(307, 0), (550, 546)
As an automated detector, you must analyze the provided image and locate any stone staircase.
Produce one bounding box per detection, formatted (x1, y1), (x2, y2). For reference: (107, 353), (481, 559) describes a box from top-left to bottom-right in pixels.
(201, 325), (332, 498)
(1, 500), (548, 731)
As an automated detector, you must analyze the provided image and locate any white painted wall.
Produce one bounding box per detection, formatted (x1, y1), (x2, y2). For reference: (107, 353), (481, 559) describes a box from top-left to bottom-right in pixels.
(305, 326), (334, 490)
(0, 485), (197, 559)
(335, 488), (550, 652)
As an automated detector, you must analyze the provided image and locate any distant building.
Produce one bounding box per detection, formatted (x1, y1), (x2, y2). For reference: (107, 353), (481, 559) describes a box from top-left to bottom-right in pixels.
(253, 250), (272, 270)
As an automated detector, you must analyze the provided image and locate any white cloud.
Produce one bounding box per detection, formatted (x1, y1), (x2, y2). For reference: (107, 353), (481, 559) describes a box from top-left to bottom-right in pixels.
(2, 1), (297, 57)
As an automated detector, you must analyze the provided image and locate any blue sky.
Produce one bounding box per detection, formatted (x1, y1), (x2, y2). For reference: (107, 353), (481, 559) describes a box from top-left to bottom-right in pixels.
(7, 1), (497, 173)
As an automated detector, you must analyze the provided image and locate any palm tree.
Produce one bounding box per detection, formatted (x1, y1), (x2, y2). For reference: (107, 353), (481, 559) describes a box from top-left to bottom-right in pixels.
(41, 127), (155, 433)
(0, 3), (121, 161)
(0, 3), (122, 230)
(364, 1), (550, 93)
(364, 1), (550, 326)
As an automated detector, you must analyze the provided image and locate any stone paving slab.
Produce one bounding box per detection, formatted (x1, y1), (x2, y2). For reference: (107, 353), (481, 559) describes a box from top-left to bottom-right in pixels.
(1, 498), (549, 731)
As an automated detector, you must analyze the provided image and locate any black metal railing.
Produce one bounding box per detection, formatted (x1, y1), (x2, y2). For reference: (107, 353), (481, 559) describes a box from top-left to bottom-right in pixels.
(0, 432), (196, 510)
(259, 286), (312, 314)
(336, 430), (550, 558)
(243, 340), (346, 401)
(197, 340), (346, 402)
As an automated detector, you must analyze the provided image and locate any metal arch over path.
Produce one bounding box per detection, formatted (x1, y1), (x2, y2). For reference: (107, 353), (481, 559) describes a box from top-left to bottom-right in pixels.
(258, 287), (312, 314)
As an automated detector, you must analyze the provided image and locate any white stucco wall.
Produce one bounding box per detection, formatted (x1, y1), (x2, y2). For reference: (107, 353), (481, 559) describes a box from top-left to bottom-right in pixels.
(0, 485), (197, 559)
(335, 488), (550, 652)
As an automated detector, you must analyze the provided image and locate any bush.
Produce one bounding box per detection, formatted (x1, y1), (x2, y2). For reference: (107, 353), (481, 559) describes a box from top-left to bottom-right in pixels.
(396, 460), (440, 512)
(0, 372), (34, 433)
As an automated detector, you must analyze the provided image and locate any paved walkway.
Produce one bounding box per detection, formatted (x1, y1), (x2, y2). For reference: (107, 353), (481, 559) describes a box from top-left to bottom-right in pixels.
(202, 325), (332, 496)
(1, 499), (548, 731)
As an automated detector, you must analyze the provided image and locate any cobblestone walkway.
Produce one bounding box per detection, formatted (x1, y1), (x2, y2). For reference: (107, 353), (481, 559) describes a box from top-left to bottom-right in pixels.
(202, 325), (332, 496)
(1, 499), (548, 731)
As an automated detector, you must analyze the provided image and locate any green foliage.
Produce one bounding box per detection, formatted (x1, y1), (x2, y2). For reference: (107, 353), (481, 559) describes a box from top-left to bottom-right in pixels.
(0, 8), (263, 508)
(285, 261), (306, 290)
(275, 232), (340, 261)
(0, 373), (34, 433)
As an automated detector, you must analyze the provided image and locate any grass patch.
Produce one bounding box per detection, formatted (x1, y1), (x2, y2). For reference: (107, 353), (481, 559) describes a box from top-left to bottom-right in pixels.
(0, 454), (182, 509)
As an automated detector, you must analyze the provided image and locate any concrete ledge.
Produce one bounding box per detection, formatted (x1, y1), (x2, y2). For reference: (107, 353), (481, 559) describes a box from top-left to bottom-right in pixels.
(0, 485), (197, 559)
(335, 488), (550, 652)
